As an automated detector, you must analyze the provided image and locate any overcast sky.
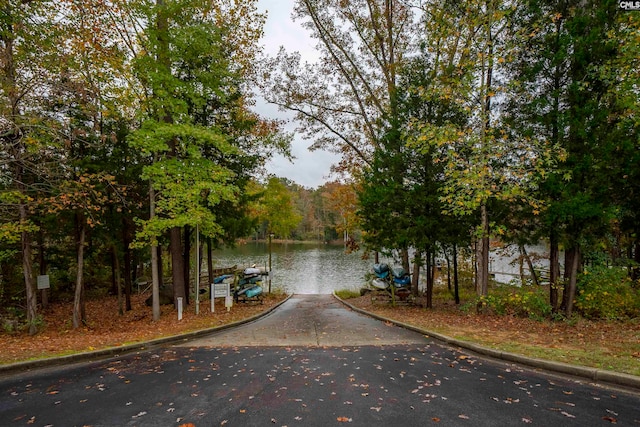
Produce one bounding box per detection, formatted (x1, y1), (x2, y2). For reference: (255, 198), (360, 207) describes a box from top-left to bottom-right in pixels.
(256, 0), (339, 189)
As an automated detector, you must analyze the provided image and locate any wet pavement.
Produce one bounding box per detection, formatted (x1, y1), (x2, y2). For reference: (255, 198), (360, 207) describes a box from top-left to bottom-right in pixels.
(1, 294), (639, 426)
(182, 294), (427, 347)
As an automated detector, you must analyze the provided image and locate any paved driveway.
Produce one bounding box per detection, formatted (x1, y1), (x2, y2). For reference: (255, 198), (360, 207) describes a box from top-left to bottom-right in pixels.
(182, 294), (426, 347)
(1, 294), (639, 426)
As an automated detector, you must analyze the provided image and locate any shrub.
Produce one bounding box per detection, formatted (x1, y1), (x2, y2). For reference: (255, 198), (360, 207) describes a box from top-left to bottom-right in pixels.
(464, 286), (552, 320)
(574, 266), (640, 320)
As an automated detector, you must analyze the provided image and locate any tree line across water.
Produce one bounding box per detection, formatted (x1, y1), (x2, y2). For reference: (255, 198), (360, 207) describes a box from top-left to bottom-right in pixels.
(1, 1), (639, 334)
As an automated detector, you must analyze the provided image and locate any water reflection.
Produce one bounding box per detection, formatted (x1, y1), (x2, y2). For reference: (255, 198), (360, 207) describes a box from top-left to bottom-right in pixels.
(210, 242), (373, 294)
(210, 242), (552, 294)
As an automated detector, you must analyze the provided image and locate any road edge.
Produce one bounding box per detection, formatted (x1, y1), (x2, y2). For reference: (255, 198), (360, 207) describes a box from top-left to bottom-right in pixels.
(0, 294), (292, 378)
(334, 294), (640, 391)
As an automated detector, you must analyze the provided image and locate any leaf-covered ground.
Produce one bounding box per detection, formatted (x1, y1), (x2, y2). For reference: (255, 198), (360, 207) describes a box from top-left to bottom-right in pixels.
(0, 293), (286, 365)
(346, 295), (640, 376)
(1, 292), (639, 377)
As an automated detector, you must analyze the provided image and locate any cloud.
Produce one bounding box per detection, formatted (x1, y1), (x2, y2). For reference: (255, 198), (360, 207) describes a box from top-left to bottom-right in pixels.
(257, 0), (335, 189)
(268, 139), (339, 189)
(260, 0), (318, 62)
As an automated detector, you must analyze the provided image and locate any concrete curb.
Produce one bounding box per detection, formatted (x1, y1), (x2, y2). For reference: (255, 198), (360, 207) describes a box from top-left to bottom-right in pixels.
(0, 294), (292, 378)
(334, 294), (640, 391)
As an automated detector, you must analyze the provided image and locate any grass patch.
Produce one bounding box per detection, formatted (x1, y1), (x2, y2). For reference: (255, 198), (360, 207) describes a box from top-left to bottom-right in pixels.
(493, 341), (640, 376)
(334, 289), (361, 299)
(346, 292), (640, 377)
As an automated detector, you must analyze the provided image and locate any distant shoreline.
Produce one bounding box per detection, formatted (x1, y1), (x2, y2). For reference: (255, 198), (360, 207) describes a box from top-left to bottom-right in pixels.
(237, 238), (346, 246)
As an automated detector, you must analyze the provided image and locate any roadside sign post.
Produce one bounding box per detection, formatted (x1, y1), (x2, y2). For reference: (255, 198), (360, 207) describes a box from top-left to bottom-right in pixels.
(37, 275), (50, 290)
(211, 282), (231, 313)
(37, 275), (50, 309)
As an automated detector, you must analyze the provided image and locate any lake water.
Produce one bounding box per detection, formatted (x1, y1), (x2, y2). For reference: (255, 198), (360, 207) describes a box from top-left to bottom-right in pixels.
(489, 243), (552, 285)
(210, 242), (374, 294)
(208, 242), (551, 295)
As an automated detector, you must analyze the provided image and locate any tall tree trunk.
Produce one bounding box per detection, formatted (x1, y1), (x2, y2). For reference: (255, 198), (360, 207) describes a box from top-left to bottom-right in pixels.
(518, 246), (526, 286)
(122, 217), (132, 311)
(4, 1), (38, 334)
(150, 183), (160, 321)
(549, 231), (560, 313)
(207, 237), (214, 295)
(197, 232), (204, 286)
(206, 237), (214, 278)
(113, 244), (123, 316)
(425, 249), (434, 309)
(37, 227), (48, 310)
(21, 204), (37, 335)
(431, 251), (437, 287)
(170, 227), (185, 307)
(411, 252), (421, 297)
(110, 244), (118, 295)
(157, 245), (164, 288)
(446, 247), (451, 291)
(560, 247), (574, 312)
(151, 242), (160, 321)
(80, 274), (86, 324)
(477, 0), (494, 299)
(564, 245), (581, 318)
(453, 243), (460, 305)
(156, 0), (185, 309)
(72, 217), (86, 329)
(549, 13), (562, 312)
(477, 203), (490, 297)
(183, 225), (191, 305)
(401, 247), (410, 274)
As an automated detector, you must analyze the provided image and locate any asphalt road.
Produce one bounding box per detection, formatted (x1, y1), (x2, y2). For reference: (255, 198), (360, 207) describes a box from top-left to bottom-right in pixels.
(1, 295), (639, 426)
